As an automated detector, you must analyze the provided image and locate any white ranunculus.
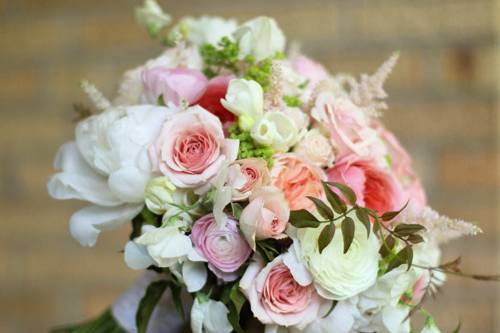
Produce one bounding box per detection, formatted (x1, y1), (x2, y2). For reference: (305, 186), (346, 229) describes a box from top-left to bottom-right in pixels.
(297, 212), (380, 300)
(251, 111), (299, 152)
(169, 16), (237, 46)
(221, 78), (263, 131)
(145, 176), (177, 214)
(191, 298), (233, 333)
(135, 226), (194, 268)
(48, 105), (172, 246)
(294, 129), (335, 167)
(135, 0), (171, 37)
(235, 16), (286, 61)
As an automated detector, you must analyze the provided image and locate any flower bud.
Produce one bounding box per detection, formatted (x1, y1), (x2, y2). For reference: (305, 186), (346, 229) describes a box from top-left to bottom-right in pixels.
(145, 176), (176, 214)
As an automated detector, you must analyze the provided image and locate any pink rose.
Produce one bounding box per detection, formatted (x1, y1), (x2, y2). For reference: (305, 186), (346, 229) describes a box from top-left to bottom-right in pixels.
(291, 55), (329, 87)
(375, 122), (427, 210)
(271, 154), (325, 211)
(227, 158), (271, 201)
(326, 154), (406, 216)
(197, 75), (237, 125)
(240, 252), (321, 330)
(191, 214), (252, 282)
(152, 106), (239, 190)
(239, 186), (290, 249)
(142, 67), (208, 105)
(311, 92), (379, 157)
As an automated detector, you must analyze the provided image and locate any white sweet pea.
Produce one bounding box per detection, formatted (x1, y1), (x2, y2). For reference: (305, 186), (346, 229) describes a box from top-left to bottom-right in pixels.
(297, 211), (380, 300)
(124, 240), (155, 270)
(221, 79), (264, 131)
(291, 301), (359, 333)
(48, 105), (172, 246)
(182, 260), (207, 293)
(235, 16), (286, 61)
(135, 226), (194, 267)
(145, 176), (177, 214)
(251, 111), (299, 152)
(191, 297), (233, 333)
(169, 16), (237, 46)
(135, 0), (171, 37)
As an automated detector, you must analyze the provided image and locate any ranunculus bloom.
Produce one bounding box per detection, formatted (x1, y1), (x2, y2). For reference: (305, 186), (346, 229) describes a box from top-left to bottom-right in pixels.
(191, 214), (252, 281)
(142, 67), (208, 105)
(152, 105), (239, 190)
(240, 252), (321, 330)
(239, 186), (290, 249)
(271, 154), (325, 211)
(291, 55), (330, 87)
(197, 75), (236, 125)
(326, 154), (406, 215)
(227, 158), (270, 201)
(311, 92), (379, 158)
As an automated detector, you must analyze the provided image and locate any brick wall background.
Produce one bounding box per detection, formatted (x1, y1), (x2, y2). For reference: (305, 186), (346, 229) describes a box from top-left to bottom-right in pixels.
(1, 0), (499, 332)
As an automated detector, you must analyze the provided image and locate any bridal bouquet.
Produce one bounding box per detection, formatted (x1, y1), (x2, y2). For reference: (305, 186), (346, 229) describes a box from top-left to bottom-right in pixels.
(48, 1), (497, 332)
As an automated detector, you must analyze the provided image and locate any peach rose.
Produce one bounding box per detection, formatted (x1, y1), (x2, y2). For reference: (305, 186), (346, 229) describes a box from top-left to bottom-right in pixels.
(239, 186), (290, 249)
(227, 158), (271, 201)
(152, 106), (239, 190)
(240, 251), (321, 330)
(326, 154), (405, 215)
(271, 154), (325, 211)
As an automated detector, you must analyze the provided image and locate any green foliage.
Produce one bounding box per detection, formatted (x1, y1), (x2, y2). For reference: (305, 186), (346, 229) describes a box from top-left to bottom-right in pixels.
(243, 56), (273, 91)
(283, 95), (302, 107)
(228, 124), (274, 166)
(289, 209), (321, 228)
(130, 207), (161, 240)
(50, 309), (126, 333)
(223, 283), (247, 333)
(341, 217), (355, 254)
(136, 280), (169, 333)
(318, 223), (336, 254)
(200, 37), (240, 78)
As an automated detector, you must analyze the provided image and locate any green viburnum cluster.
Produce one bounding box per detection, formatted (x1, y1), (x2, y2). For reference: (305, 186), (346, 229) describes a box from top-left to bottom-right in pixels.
(243, 52), (284, 92)
(200, 37), (240, 78)
(283, 94), (302, 107)
(228, 124), (274, 166)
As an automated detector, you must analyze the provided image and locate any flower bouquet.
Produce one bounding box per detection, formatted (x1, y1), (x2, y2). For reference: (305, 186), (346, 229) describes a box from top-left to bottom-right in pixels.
(48, 1), (499, 332)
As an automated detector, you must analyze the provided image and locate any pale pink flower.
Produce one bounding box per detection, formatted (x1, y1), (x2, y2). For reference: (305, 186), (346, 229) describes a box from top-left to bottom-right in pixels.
(240, 252), (321, 330)
(227, 158), (271, 201)
(142, 67), (208, 105)
(191, 214), (251, 282)
(239, 186), (290, 249)
(291, 55), (329, 87)
(326, 154), (406, 216)
(152, 106), (239, 190)
(271, 154), (325, 211)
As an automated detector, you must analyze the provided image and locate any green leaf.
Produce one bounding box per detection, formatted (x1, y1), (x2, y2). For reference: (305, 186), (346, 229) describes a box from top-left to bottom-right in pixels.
(229, 283), (246, 315)
(318, 223), (336, 254)
(50, 309), (126, 333)
(167, 278), (185, 319)
(307, 196), (334, 220)
(394, 223), (426, 236)
(407, 233), (424, 244)
(327, 182), (357, 206)
(452, 321), (462, 333)
(322, 300), (338, 318)
(136, 280), (169, 333)
(379, 235), (396, 258)
(380, 201), (409, 221)
(226, 283), (247, 333)
(386, 245), (412, 273)
(322, 182), (347, 214)
(231, 202), (243, 220)
(289, 209), (320, 228)
(355, 208), (371, 238)
(341, 217), (355, 254)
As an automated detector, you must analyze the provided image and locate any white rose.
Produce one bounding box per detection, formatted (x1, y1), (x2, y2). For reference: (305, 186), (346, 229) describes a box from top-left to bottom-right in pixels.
(191, 297), (233, 333)
(251, 111), (299, 152)
(235, 16), (286, 61)
(297, 212), (380, 300)
(294, 129), (335, 167)
(48, 105), (172, 246)
(169, 16), (237, 46)
(221, 78), (263, 130)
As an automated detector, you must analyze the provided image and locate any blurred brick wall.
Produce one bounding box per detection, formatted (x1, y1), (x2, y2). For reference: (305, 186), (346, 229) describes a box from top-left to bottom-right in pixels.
(0, 0), (498, 332)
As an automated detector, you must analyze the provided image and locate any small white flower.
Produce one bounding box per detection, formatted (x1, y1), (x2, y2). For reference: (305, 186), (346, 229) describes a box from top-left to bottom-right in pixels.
(221, 78), (264, 131)
(135, 0), (171, 37)
(169, 16), (237, 46)
(294, 129), (335, 167)
(191, 297), (233, 333)
(251, 111), (299, 152)
(144, 176), (176, 214)
(235, 16), (286, 61)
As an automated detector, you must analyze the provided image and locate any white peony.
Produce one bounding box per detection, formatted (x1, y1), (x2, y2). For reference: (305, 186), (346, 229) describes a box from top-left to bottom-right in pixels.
(221, 78), (264, 130)
(169, 16), (237, 46)
(235, 16), (286, 61)
(191, 297), (233, 333)
(251, 111), (299, 152)
(48, 105), (172, 246)
(297, 212), (380, 300)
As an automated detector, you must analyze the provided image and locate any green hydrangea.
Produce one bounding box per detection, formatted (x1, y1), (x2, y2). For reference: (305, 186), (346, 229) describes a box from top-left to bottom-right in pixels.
(200, 37), (240, 78)
(283, 95), (302, 107)
(228, 124), (274, 166)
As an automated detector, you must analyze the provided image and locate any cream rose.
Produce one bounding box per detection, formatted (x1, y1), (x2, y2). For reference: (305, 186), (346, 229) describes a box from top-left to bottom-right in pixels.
(294, 129), (335, 167)
(297, 211), (380, 300)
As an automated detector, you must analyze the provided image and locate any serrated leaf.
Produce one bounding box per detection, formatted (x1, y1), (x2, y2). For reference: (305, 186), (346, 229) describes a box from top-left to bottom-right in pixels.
(136, 280), (169, 333)
(322, 182), (347, 214)
(327, 181), (357, 206)
(307, 196), (334, 220)
(318, 223), (336, 254)
(394, 223), (426, 236)
(355, 208), (371, 238)
(379, 235), (396, 258)
(381, 201), (409, 221)
(289, 209), (320, 228)
(341, 217), (355, 254)
(231, 202), (243, 220)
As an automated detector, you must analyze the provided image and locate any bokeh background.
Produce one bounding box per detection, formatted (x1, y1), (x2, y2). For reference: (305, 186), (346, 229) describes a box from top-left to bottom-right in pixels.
(1, 0), (499, 332)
